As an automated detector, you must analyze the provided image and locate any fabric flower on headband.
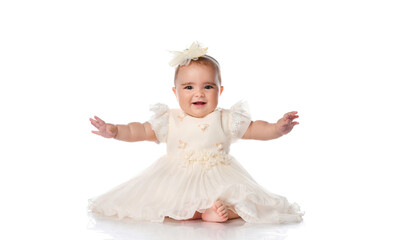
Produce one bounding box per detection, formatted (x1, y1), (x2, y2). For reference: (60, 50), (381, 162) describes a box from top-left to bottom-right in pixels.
(169, 42), (208, 67)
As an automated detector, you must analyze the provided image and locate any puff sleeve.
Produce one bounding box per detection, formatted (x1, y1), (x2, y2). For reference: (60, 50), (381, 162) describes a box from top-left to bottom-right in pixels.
(228, 101), (252, 142)
(147, 103), (169, 144)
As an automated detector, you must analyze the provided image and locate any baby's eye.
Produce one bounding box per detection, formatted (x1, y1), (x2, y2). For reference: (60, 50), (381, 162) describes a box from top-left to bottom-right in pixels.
(184, 86), (193, 90)
(205, 85), (214, 89)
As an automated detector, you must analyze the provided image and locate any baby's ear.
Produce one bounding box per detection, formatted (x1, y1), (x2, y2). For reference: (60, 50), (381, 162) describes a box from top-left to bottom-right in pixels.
(220, 86), (224, 95)
(172, 87), (177, 97)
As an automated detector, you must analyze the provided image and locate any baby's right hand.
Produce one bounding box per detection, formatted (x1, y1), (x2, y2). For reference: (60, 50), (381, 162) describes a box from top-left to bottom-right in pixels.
(90, 116), (117, 138)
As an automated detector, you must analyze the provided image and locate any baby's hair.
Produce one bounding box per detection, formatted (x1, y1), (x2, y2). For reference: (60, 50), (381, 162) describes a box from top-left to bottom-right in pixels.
(174, 55), (222, 86)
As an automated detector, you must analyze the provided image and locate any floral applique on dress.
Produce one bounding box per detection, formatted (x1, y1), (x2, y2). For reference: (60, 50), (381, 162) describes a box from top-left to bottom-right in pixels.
(198, 123), (209, 132)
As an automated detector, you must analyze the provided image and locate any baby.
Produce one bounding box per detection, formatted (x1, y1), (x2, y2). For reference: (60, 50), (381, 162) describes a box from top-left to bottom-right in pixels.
(89, 42), (303, 223)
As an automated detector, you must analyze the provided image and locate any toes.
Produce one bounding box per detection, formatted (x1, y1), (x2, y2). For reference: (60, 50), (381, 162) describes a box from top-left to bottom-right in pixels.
(218, 206), (225, 212)
(212, 200), (223, 211)
(215, 200), (223, 207)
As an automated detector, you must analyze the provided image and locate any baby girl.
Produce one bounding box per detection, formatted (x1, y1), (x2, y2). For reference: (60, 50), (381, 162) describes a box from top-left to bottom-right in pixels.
(89, 42), (304, 223)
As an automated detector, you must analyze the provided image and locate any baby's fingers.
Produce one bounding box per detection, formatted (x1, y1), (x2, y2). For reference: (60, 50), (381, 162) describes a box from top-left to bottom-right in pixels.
(290, 115), (299, 121)
(90, 118), (102, 129)
(94, 116), (105, 125)
(91, 130), (102, 136)
(89, 118), (98, 128)
(284, 111), (299, 120)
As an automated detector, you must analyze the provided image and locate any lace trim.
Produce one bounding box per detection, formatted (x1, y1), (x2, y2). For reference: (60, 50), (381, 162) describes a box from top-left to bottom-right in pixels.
(229, 100), (251, 139)
(148, 103), (169, 143)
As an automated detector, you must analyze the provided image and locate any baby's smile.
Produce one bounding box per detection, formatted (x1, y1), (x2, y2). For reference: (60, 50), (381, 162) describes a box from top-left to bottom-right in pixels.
(192, 101), (207, 106)
(191, 101), (208, 111)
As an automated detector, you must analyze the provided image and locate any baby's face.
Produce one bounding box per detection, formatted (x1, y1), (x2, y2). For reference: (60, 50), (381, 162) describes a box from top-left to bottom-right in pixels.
(173, 63), (223, 118)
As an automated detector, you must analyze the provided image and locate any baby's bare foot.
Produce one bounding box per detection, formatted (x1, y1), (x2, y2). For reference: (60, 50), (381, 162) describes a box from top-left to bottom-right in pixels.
(201, 200), (229, 222)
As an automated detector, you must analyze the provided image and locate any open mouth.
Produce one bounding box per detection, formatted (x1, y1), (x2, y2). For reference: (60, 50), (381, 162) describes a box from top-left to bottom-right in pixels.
(192, 101), (206, 105)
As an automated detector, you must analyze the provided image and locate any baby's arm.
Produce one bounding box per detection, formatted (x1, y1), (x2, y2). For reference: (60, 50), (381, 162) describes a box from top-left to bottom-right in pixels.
(242, 111), (299, 140)
(90, 116), (157, 142)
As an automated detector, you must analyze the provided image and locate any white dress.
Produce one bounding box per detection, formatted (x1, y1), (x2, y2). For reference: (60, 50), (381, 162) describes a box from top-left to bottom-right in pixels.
(88, 102), (304, 223)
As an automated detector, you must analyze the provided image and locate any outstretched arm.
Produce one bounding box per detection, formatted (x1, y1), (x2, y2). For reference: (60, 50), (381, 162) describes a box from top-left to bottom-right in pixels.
(242, 111), (299, 140)
(90, 116), (157, 142)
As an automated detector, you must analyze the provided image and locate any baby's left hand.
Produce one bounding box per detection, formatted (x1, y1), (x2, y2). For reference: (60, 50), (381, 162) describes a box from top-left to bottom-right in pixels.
(276, 111), (299, 135)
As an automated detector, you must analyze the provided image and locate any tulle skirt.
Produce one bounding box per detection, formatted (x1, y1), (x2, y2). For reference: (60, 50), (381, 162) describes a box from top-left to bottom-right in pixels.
(88, 154), (304, 223)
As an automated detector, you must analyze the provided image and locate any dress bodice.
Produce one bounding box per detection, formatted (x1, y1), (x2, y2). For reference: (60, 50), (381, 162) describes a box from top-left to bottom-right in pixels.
(166, 109), (229, 155)
(147, 101), (251, 170)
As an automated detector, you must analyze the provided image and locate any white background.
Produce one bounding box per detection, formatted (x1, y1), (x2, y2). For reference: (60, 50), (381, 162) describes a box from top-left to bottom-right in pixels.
(1, 0), (403, 239)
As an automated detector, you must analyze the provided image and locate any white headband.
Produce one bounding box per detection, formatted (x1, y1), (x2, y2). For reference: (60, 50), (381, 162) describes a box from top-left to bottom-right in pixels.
(169, 42), (208, 67)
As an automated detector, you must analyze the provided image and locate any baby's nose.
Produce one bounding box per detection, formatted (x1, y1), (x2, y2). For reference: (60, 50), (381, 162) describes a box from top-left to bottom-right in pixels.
(195, 89), (205, 97)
